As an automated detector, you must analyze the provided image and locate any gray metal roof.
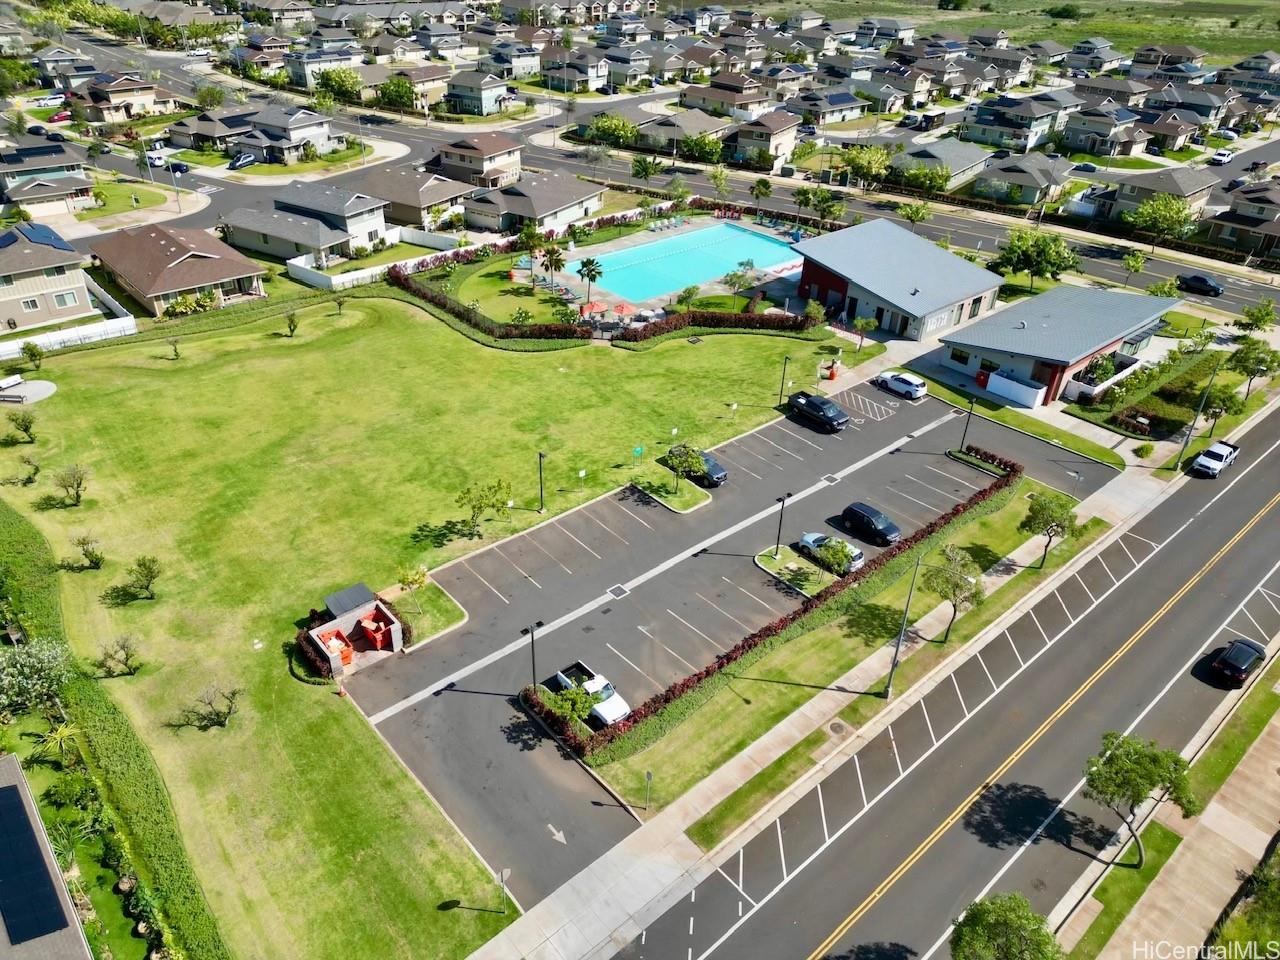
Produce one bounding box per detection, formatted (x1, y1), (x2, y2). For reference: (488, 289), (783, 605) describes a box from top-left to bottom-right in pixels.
(792, 219), (1003, 319)
(939, 286), (1181, 365)
(325, 582), (376, 617)
(893, 138), (990, 173)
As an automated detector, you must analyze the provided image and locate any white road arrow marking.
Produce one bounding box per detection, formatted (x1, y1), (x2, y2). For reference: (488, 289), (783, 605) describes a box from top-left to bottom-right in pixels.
(547, 824), (566, 844)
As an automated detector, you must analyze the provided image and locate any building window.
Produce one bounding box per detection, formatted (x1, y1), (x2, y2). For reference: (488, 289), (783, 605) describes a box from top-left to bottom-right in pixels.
(21, 298), (38, 312)
(43, 265), (66, 278)
(0, 275), (11, 287)
(980, 357), (1000, 373)
(949, 347), (971, 366)
(53, 290), (77, 308)
(968, 296), (982, 318)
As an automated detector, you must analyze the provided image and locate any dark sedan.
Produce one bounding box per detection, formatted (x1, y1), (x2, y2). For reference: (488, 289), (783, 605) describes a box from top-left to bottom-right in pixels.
(1212, 638), (1266, 686)
(168, 161), (191, 174)
(1176, 273), (1225, 297)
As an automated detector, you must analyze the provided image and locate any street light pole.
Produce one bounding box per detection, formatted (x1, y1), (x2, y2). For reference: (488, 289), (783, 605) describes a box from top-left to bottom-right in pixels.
(522, 620), (544, 687)
(773, 492), (792, 559)
(958, 396), (976, 451)
(886, 554), (922, 700)
(777, 355), (791, 405)
(1174, 353), (1223, 473)
(537, 451), (546, 513)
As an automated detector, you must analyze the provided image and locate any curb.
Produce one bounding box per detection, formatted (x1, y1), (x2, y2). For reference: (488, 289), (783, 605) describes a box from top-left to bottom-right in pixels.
(629, 479), (713, 515)
(752, 549), (822, 599)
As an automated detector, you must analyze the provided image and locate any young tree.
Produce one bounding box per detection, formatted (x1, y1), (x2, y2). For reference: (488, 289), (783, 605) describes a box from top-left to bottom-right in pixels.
(896, 200), (932, 233)
(310, 89), (337, 116)
(166, 336), (181, 360)
(665, 443), (706, 492)
(316, 67), (362, 102)
(722, 269), (751, 310)
(0, 639), (73, 716)
(21, 341), (44, 370)
(576, 257), (602, 303)
(195, 84), (225, 110)
(1083, 731), (1199, 869)
(7, 409), (35, 442)
(53, 464), (88, 505)
(71, 533), (104, 569)
(1121, 249), (1145, 288)
(456, 479), (514, 535)
(1124, 192), (1194, 251)
(992, 228), (1079, 292)
(666, 174), (692, 210)
(1018, 491), (1079, 568)
(1202, 382), (1245, 435)
(707, 163), (730, 201)
(922, 544), (984, 642)
(96, 634), (143, 677)
(631, 154), (663, 183)
(190, 685), (244, 728)
(1145, 278), (1179, 299)
(809, 187), (844, 222)
(1237, 297), (1277, 335)
(581, 142), (611, 174)
(815, 536), (855, 574)
(334, 296), (347, 315)
(540, 244), (565, 284)
(286, 311), (299, 338)
(676, 285), (701, 311)
(378, 74), (416, 112)
(803, 299), (825, 324)
(951, 892), (1062, 960)
(841, 143), (892, 190)
(1226, 337), (1280, 397)
(749, 177), (772, 215)
(397, 565), (427, 614)
(853, 316), (878, 351)
(125, 555), (162, 599)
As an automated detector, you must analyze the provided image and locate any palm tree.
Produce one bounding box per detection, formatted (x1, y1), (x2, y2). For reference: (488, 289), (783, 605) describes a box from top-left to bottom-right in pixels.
(541, 244), (565, 286)
(577, 257), (602, 303)
(793, 185), (812, 225)
(723, 269), (751, 310)
(517, 221), (542, 281)
(35, 722), (80, 767)
(133, 141), (152, 181)
(750, 177), (772, 216)
(632, 155), (662, 183)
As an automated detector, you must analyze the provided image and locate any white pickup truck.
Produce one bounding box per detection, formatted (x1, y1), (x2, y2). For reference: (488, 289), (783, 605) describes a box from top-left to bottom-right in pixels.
(550, 661), (631, 728)
(1191, 441), (1240, 477)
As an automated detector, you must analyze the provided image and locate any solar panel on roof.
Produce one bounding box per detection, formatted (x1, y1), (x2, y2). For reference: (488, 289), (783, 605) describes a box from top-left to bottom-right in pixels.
(16, 222), (74, 252)
(829, 91), (856, 105)
(0, 785), (69, 945)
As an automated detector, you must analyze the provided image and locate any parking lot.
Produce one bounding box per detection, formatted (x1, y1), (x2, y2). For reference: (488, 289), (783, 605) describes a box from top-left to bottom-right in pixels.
(345, 386), (1117, 907)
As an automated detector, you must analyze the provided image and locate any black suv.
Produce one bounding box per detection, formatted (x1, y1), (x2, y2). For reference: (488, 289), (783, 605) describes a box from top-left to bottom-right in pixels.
(1212, 638), (1266, 686)
(841, 502), (901, 545)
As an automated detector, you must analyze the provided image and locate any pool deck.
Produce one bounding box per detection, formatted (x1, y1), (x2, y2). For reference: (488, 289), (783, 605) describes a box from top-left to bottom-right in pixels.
(555, 217), (804, 313)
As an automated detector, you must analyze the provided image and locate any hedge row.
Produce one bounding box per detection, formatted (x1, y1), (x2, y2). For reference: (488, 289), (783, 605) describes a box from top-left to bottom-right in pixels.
(0, 500), (230, 960)
(614, 309), (820, 343)
(528, 448), (1024, 762)
(612, 324), (831, 352)
(962, 444), (1022, 475)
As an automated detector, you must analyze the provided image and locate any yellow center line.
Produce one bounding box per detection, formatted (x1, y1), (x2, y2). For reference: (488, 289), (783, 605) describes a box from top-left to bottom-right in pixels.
(805, 489), (1280, 960)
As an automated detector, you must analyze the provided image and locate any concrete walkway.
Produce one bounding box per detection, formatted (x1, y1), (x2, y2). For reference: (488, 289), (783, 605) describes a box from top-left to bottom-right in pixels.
(47, 181), (211, 240)
(1093, 714), (1280, 958)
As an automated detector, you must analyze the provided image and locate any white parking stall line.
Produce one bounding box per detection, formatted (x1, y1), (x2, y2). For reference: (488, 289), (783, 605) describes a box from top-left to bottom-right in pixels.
(713, 449), (763, 480)
(817, 783), (830, 842)
(1056, 590), (1076, 624)
(887, 486), (941, 513)
(1118, 538), (1139, 567)
(494, 546), (541, 589)
(905, 473), (963, 501)
(611, 500), (654, 530)
(640, 625), (699, 672)
(526, 534), (572, 575)
(461, 560), (509, 605)
(722, 576), (780, 614)
(890, 727), (903, 776)
(1029, 609), (1049, 645)
(777, 820), (788, 879)
(952, 673), (969, 715)
(756, 434), (805, 461)
(716, 866), (757, 907)
(696, 592), (754, 632)
(775, 424), (824, 451)
(854, 753), (867, 807)
(1260, 589), (1280, 617)
(1242, 608), (1271, 645)
(920, 700), (937, 744)
(1075, 572), (1096, 604)
(586, 511), (630, 545)
(976, 652), (997, 692)
(1127, 532), (1161, 550)
(605, 642), (664, 691)
(733, 441), (787, 471)
(554, 520), (602, 560)
(668, 608), (728, 651)
(1099, 557), (1117, 585)
(924, 464), (982, 491)
(1007, 631), (1025, 667)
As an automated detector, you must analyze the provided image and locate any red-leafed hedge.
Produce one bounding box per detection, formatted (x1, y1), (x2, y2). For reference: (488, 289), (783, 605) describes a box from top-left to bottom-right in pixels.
(614, 309), (820, 343)
(530, 447), (1024, 757)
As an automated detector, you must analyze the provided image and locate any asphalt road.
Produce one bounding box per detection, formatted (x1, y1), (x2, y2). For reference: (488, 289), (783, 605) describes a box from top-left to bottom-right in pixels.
(618, 403), (1280, 960)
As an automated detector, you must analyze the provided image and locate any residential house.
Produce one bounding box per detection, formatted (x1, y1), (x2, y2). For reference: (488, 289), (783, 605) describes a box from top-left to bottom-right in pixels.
(961, 94), (1058, 150)
(0, 143), (93, 217)
(240, 0), (314, 28)
(603, 14), (651, 43)
(1133, 108), (1199, 151)
(498, 0), (564, 25)
(353, 165), (472, 227)
(513, 24), (556, 48)
(1062, 101), (1151, 156)
(820, 17), (861, 45)
(969, 27), (1009, 48)
(540, 46), (610, 91)
(386, 64), (451, 109)
(75, 73), (181, 124)
(973, 152), (1074, 204)
(1205, 181), (1280, 256)
(1023, 39), (1068, 65)
(444, 70), (509, 115)
(783, 85), (868, 125)
(718, 26), (765, 69)
(725, 109), (799, 170)
(645, 17), (689, 40)
(1130, 44), (1207, 79)
(0, 223), (95, 335)
(285, 48), (365, 90)
(1141, 83), (1230, 125)
(967, 46), (1034, 87)
(890, 138), (991, 190)
(428, 133), (522, 187)
(52, 63), (101, 94)
(230, 34), (293, 75)
(1072, 75), (1151, 107)
(760, 31), (817, 64)
(793, 27), (837, 58)
(1065, 37), (1123, 73)
(870, 63), (931, 107)
(309, 27), (361, 51)
(846, 78), (906, 113)
(813, 53), (887, 85)
(1093, 165), (1220, 221)
(1029, 87), (1084, 128)
(751, 62), (815, 102)
(483, 41), (542, 78)
(463, 172), (605, 232)
(913, 56), (994, 99)
(603, 44), (653, 88)
(640, 108), (731, 152)
(1149, 60), (1216, 86)
(168, 105), (261, 151)
(466, 18), (517, 51)
(416, 24), (478, 60)
(127, 1), (239, 33)
(728, 9), (766, 29)
(364, 32), (428, 62)
(854, 17), (916, 49)
(680, 71), (770, 120)
(1235, 51), (1280, 73)
(786, 10), (823, 32)
(91, 226), (265, 318)
(230, 106), (340, 165)
(794, 219), (1003, 338)
(222, 182), (390, 267)
(0, 21), (31, 55)
(940, 287), (1177, 407)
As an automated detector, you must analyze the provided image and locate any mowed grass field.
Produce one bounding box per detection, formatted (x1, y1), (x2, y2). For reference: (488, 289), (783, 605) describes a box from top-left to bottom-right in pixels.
(0, 297), (836, 960)
(768, 0), (1280, 61)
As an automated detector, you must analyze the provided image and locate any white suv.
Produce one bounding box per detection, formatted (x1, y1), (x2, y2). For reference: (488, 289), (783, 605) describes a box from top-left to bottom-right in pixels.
(874, 371), (928, 400)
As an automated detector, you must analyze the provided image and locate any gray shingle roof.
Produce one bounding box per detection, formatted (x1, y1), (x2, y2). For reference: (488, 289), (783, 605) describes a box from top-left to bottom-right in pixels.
(223, 207), (350, 248)
(465, 172), (604, 219)
(939, 286), (1180, 365)
(275, 181), (386, 218)
(792, 219), (1003, 318)
(1114, 165), (1220, 197)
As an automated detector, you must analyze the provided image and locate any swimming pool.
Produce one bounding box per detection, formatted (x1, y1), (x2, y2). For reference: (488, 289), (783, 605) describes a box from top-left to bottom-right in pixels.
(567, 223), (799, 302)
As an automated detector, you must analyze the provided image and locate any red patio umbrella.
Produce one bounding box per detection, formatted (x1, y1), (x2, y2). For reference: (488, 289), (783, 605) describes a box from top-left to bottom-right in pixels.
(611, 303), (636, 317)
(580, 301), (606, 315)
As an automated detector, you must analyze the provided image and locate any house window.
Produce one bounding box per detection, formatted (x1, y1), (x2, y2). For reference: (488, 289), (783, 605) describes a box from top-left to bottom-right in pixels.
(5, 318), (15, 329)
(21, 298), (38, 312)
(43, 265), (66, 278)
(0, 275), (11, 287)
(980, 357), (1000, 373)
(949, 347), (971, 365)
(368, 231), (378, 243)
(53, 290), (77, 308)
(262, 233), (270, 243)
(968, 296), (982, 318)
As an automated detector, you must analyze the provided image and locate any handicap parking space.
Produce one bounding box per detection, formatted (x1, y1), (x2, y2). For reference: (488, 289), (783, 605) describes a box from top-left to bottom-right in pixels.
(827, 384), (898, 424)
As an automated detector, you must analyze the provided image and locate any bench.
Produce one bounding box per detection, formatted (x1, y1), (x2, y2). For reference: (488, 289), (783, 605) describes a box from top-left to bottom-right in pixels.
(0, 373), (24, 391)
(0, 393), (24, 403)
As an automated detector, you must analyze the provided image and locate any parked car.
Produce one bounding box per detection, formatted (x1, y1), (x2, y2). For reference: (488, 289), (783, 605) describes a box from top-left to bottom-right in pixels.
(788, 391), (850, 431)
(1247, 159), (1270, 172)
(799, 123), (817, 136)
(1228, 177), (1247, 190)
(1216, 128), (1240, 141)
(1175, 273), (1224, 296)
(33, 94), (65, 107)
(94, 142), (112, 155)
(1074, 161), (1098, 172)
(1191, 440), (1240, 477)
(1190, 135), (1205, 145)
(168, 161), (190, 174)
(228, 153), (257, 170)
(991, 149), (1011, 159)
(147, 151), (166, 167)
(797, 532), (865, 574)
(49, 110), (72, 123)
(548, 661), (631, 728)
(669, 444), (727, 487)
(26, 124), (46, 136)
(186, 47), (212, 58)
(45, 132), (67, 142)
(899, 113), (921, 127)
(841, 501), (901, 546)
(1145, 143), (1163, 156)
(1208, 149), (1235, 165)
(1070, 69), (1089, 78)
(873, 371), (928, 400)
(1211, 638), (1266, 686)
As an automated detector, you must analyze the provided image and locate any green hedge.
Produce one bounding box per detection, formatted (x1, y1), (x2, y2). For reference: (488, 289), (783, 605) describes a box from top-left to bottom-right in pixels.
(611, 325), (833, 352)
(0, 500), (230, 960)
(586, 479), (1020, 767)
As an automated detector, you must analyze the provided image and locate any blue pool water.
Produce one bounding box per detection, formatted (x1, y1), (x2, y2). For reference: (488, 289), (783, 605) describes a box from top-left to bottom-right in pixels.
(567, 223), (799, 302)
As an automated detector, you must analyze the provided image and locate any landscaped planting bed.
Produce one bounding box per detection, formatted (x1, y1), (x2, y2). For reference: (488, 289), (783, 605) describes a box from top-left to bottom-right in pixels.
(1067, 349), (1224, 439)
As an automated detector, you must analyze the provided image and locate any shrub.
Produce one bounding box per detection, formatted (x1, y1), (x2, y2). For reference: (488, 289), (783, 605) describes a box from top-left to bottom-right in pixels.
(615, 309), (819, 343)
(1134, 442), (1154, 459)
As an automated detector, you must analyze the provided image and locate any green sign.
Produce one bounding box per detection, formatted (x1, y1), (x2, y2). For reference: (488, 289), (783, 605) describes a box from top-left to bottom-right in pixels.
(633, 446), (644, 457)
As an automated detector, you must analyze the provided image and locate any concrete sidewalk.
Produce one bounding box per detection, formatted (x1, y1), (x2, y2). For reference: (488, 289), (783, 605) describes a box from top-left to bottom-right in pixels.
(1092, 713), (1280, 958)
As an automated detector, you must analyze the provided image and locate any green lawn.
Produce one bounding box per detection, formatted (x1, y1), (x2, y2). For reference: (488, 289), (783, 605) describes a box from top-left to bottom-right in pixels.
(1189, 655), (1280, 803)
(127, 110), (201, 138)
(998, 271), (1064, 300)
(1162, 146), (1203, 162)
(690, 294), (754, 312)
(25, 106), (60, 121)
(1158, 310), (1215, 338)
(323, 242), (434, 275)
(795, 146), (845, 172)
(597, 188), (647, 216)
(756, 545), (837, 596)
(1068, 153), (1163, 170)
(1066, 822), (1183, 960)
(0, 297), (846, 959)
(890, 368), (1127, 469)
(248, 257), (315, 301)
(398, 582), (466, 644)
(75, 180), (167, 221)
(0, 312), (106, 345)
(633, 473), (711, 512)
(1159, 372), (1279, 474)
(235, 142), (372, 176)
(432, 105), (536, 124)
(510, 78), (604, 99)
(172, 148), (229, 167)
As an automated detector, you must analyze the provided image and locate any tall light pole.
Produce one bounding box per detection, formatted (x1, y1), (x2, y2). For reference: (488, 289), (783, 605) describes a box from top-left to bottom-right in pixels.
(773, 492), (792, 559)
(522, 619), (545, 686)
(1066, 469), (1083, 500)
(537, 451), (547, 513)
(886, 554), (922, 700)
(777, 354), (792, 405)
(958, 396), (976, 451)
(168, 166), (183, 213)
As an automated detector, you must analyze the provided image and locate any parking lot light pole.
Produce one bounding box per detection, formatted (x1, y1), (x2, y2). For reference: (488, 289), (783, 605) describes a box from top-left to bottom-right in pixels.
(773, 492), (792, 560)
(886, 555), (923, 701)
(522, 620), (545, 687)
(1066, 469), (1083, 500)
(778, 355), (792, 405)
(958, 396), (976, 451)
(537, 451), (547, 514)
